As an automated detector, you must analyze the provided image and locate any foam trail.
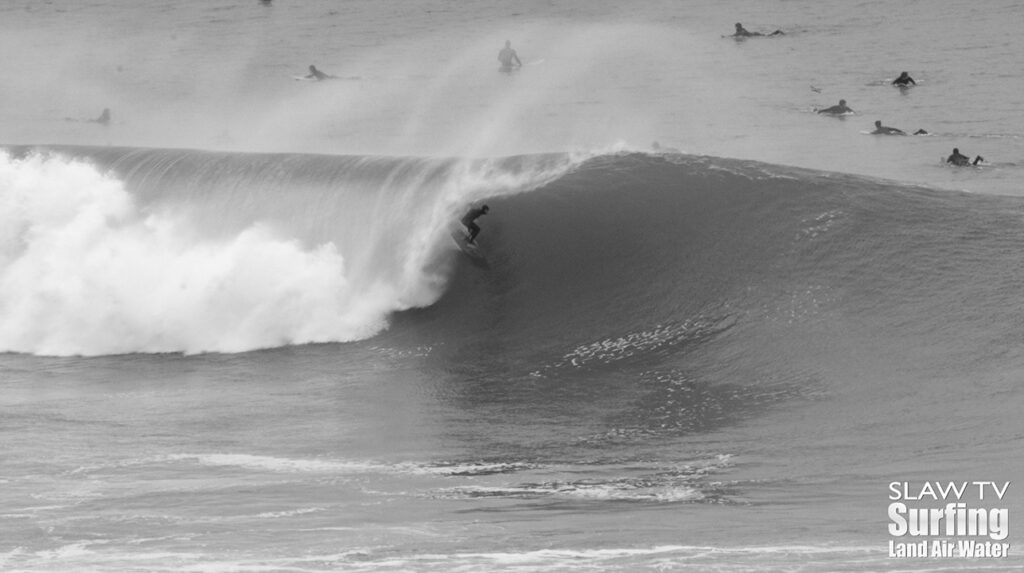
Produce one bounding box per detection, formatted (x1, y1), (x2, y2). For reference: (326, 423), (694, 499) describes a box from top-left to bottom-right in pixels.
(0, 152), (362, 355)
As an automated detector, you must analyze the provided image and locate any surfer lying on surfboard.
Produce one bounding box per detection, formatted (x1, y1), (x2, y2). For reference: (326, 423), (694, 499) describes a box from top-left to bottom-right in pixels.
(730, 22), (784, 37)
(816, 99), (854, 115)
(870, 120), (906, 135)
(947, 148), (984, 166)
(461, 204), (489, 244)
(892, 71), (916, 87)
(303, 65), (334, 80)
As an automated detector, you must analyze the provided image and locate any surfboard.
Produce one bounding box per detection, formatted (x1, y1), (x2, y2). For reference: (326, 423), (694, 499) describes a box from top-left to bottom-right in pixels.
(450, 229), (488, 267)
(941, 157), (985, 168)
(861, 129), (906, 136)
(292, 75), (342, 81)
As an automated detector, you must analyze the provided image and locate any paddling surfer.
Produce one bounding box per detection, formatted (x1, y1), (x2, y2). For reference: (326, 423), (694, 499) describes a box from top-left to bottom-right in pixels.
(946, 148), (983, 166)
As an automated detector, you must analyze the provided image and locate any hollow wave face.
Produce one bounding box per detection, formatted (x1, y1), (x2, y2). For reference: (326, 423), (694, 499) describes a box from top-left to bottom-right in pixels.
(0, 147), (578, 355)
(5, 145), (1017, 363)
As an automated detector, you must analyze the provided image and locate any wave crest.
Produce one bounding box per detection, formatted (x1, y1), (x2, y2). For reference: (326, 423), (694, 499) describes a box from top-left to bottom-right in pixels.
(0, 147), (578, 355)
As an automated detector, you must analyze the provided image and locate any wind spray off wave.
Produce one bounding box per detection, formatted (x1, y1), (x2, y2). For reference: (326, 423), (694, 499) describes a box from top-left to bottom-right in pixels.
(0, 148), (577, 356)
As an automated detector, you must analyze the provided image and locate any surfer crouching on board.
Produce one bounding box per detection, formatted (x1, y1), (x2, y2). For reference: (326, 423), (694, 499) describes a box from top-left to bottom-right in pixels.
(947, 148), (983, 166)
(461, 205), (489, 244)
(498, 40), (522, 71)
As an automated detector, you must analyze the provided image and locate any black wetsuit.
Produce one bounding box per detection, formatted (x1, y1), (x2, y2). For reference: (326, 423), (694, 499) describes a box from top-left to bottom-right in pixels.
(461, 207), (488, 243)
(947, 152), (971, 166)
(892, 75), (916, 87)
(873, 123), (905, 135)
(817, 103), (853, 115)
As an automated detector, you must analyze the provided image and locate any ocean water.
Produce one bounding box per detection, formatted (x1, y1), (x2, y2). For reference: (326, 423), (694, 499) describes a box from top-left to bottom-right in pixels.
(2, 1), (1023, 572)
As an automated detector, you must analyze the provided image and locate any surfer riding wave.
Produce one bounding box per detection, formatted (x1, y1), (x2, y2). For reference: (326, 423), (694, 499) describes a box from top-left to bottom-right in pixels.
(461, 205), (489, 244)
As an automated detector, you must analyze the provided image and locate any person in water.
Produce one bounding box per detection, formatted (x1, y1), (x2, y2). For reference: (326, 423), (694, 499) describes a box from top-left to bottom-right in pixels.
(871, 120), (906, 135)
(498, 40), (522, 70)
(732, 22), (784, 37)
(946, 148), (984, 166)
(91, 108), (111, 126)
(305, 65), (331, 80)
(461, 204), (490, 244)
(892, 71), (916, 87)
(817, 99), (853, 115)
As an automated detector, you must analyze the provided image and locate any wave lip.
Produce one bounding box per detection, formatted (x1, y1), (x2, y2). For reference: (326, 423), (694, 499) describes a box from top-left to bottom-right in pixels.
(7, 144), (1009, 360)
(0, 147), (579, 356)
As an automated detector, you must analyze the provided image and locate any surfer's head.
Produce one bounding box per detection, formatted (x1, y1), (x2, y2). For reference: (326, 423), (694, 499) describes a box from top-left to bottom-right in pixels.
(875, 120), (882, 127)
(839, 99), (847, 106)
(482, 205), (490, 214)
